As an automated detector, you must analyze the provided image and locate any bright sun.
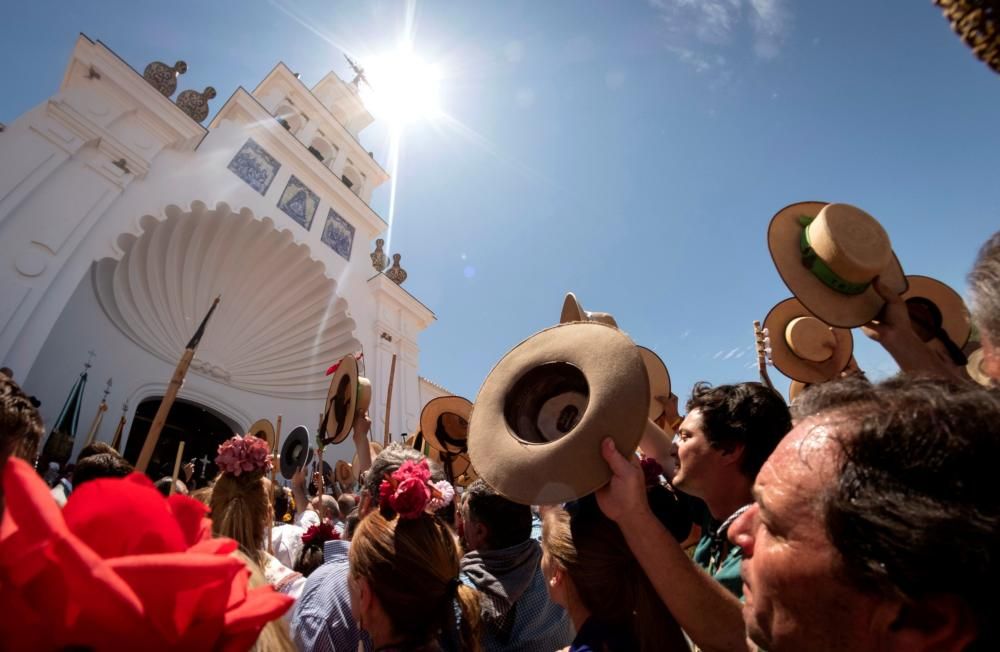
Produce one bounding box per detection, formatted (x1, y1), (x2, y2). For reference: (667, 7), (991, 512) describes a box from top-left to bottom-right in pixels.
(360, 50), (443, 125)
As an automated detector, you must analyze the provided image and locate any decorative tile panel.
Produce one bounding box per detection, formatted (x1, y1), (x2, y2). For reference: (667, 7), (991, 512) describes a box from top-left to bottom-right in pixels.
(227, 139), (280, 195)
(321, 208), (355, 261)
(277, 175), (319, 229)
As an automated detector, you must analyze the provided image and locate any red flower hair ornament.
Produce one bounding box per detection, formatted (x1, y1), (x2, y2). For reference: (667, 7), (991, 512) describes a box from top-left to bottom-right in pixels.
(216, 434), (272, 477)
(301, 522), (339, 548)
(378, 459), (453, 520)
(0, 457), (292, 651)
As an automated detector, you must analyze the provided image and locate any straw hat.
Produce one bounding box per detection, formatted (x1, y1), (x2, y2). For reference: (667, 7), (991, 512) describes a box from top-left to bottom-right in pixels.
(638, 346), (672, 421)
(560, 292), (619, 327)
(421, 396), (473, 455)
(768, 202), (907, 328)
(279, 425), (313, 479)
(468, 322), (653, 505)
(247, 418), (276, 450)
(966, 348), (992, 386)
(335, 460), (354, 487)
(321, 356), (373, 446)
(763, 298), (854, 384)
(901, 275), (972, 351)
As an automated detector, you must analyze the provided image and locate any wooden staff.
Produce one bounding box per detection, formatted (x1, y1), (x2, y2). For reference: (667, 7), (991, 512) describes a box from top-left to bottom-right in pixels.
(169, 440), (185, 496)
(110, 402), (127, 454)
(82, 400), (108, 448)
(136, 296), (221, 473)
(383, 353), (397, 447)
(268, 414), (282, 554)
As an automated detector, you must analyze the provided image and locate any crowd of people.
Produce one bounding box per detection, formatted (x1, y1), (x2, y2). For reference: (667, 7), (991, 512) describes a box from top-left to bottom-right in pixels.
(0, 224), (998, 652)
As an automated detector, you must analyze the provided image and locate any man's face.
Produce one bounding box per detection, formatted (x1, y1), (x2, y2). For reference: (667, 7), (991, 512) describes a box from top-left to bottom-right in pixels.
(729, 417), (892, 652)
(459, 498), (486, 552)
(671, 409), (727, 498)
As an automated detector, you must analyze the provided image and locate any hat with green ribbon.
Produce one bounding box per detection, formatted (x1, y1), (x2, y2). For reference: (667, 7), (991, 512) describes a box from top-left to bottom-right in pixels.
(768, 202), (907, 328)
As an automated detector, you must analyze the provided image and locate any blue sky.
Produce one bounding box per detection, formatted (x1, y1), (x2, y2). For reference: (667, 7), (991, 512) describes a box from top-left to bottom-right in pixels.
(2, 1), (999, 401)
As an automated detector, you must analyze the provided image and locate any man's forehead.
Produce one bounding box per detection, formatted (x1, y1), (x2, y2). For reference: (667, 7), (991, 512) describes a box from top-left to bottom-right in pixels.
(758, 416), (843, 507)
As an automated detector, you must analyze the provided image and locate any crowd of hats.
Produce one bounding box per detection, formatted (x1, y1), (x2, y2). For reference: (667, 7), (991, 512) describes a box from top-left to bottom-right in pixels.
(256, 202), (983, 509)
(765, 202), (981, 396)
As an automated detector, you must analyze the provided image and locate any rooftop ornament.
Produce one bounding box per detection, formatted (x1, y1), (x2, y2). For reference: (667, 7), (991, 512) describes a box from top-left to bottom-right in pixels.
(142, 60), (187, 97)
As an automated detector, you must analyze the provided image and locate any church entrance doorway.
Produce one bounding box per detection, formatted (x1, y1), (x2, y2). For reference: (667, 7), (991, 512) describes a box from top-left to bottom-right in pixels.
(123, 398), (239, 486)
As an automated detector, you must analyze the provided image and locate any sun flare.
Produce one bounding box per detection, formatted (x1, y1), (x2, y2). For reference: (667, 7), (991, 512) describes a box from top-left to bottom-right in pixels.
(360, 49), (443, 125)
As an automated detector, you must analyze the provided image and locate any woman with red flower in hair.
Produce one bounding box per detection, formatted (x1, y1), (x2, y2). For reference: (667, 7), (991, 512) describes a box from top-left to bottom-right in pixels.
(210, 434), (306, 599)
(348, 459), (480, 652)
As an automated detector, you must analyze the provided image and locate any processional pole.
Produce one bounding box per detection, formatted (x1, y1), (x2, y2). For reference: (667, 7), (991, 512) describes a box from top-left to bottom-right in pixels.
(135, 296), (221, 474)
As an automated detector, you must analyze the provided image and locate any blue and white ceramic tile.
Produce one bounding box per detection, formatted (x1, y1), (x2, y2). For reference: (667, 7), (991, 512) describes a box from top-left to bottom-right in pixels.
(278, 175), (320, 229)
(227, 139), (280, 195)
(321, 208), (355, 261)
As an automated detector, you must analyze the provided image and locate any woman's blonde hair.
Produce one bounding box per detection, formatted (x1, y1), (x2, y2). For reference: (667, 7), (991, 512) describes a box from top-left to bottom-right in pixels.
(542, 500), (688, 652)
(210, 473), (270, 567)
(350, 511), (481, 651)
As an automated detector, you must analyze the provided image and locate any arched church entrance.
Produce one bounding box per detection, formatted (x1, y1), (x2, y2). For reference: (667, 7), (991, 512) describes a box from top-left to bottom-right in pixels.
(123, 397), (240, 485)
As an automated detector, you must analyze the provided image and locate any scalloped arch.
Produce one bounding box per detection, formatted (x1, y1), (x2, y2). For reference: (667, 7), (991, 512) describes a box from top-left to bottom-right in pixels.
(94, 201), (361, 399)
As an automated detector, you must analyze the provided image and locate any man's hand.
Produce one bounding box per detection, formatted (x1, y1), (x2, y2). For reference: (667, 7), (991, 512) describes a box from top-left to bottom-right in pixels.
(312, 470), (324, 495)
(861, 277), (915, 345)
(292, 464), (307, 493)
(182, 462), (195, 483)
(595, 438), (652, 527)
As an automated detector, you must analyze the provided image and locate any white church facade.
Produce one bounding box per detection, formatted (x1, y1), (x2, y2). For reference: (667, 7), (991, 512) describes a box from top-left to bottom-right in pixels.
(0, 35), (450, 476)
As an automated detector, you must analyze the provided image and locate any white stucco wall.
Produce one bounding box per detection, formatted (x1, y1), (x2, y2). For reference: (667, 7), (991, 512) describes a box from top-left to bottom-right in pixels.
(0, 36), (439, 467)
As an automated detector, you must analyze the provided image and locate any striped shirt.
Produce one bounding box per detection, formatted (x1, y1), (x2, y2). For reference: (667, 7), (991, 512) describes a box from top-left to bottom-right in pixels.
(290, 539), (373, 652)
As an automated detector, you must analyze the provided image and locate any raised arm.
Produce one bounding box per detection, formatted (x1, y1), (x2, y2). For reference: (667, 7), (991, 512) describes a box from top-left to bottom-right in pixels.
(596, 438), (750, 652)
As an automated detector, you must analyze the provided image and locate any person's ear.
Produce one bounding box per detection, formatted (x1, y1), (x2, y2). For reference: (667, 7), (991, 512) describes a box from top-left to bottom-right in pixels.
(719, 442), (745, 468)
(874, 595), (977, 652)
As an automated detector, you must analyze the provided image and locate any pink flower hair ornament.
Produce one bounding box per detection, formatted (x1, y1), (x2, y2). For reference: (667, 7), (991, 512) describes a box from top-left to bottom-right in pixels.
(378, 459), (454, 520)
(215, 435), (273, 477)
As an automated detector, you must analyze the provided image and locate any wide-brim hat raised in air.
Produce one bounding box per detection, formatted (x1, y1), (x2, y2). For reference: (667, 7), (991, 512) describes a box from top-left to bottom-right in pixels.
(279, 426), (313, 479)
(768, 201), (907, 328)
(468, 321), (658, 505)
(420, 396), (473, 456)
(901, 275), (972, 351)
(763, 298), (854, 384)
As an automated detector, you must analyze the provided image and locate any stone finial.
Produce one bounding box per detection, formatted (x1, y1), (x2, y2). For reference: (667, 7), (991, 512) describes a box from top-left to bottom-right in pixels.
(370, 238), (388, 272)
(143, 60), (187, 97)
(385, 253), (407, 285)
(175, 86), (216, 123)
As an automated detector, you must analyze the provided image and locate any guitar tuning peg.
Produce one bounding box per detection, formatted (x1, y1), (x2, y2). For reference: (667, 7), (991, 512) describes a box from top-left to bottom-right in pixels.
(764, 347), (773, 356)
(761, 327), (769, 336)
(763, 336), (771, 347)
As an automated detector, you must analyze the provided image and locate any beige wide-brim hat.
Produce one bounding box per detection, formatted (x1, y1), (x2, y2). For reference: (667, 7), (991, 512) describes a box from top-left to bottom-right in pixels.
(638, 346), (672, 421)
(966, 348), (992, 386)
(769, 201), (907, 328)
(560, 292), (619, 327)
(468, 321), (653, 505)
(322, 354), (358, 445)
(247, 418), (276, 450)
(901, 275), (972, 350)
(335, 459), (354, 487)
(764, 298), (854, 384)
(351, 441), (384, 474)
(421, 396), (473, 455)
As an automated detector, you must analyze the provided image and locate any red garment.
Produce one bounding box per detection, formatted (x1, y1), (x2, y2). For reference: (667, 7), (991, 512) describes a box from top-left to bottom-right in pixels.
(0, 457), (292, 651)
